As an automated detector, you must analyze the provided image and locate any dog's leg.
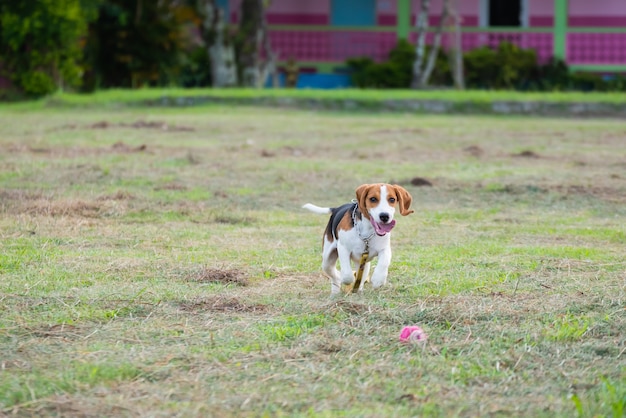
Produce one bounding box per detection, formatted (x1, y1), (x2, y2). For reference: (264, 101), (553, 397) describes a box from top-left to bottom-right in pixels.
(370, 249), (391, 288)
(321, 244), (342, 295)
(336, 243), (355, 286)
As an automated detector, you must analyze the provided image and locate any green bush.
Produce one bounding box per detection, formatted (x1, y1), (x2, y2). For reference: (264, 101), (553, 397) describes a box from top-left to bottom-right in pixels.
(462, 47), (499, 89)
(346, 39), (625, 92)
(179, 47), (212, 88)
(604, 74), (626, 91)
(345, 57), (376, 88)
(569, 72), (607, 91)
(19, 71), (56, 96)
(347, 39), (450, 88)
(536, 57), (570, 90)
(347, 40), (414, 88)
(464, 42), (537, 89)
(0, 0), (97, 97)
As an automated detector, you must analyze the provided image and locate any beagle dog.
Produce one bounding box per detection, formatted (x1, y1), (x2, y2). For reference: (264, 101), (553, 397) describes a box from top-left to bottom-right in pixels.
(303, 183), (413, 295)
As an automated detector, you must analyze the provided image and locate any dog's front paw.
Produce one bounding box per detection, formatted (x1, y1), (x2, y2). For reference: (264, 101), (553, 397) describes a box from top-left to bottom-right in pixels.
(370, 274), (387, 289)
(341, 272), (355, 285)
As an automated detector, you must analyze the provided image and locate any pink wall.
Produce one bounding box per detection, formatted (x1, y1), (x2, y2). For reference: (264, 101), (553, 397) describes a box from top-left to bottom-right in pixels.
(266, 0), (329, 14)
(529, 0), (626, 27)
(569, 0), (626, 16)
(377, 0), (480, 26)
(265, 0), (329, 24)
(529, 0), (554, 26)
(569, 0), (626, 26)
(231, 0), (626, 28)
(418, 0), (480, 26)
(229, 0), (330, 24)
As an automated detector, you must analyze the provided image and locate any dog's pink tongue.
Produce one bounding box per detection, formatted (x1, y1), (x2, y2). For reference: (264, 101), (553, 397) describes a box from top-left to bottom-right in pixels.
(371, 218), (396, 235)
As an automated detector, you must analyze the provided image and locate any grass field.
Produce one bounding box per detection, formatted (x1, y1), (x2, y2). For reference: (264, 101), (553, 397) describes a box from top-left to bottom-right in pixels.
(18, 88), (626, 108)
(0, 100), (624, 417)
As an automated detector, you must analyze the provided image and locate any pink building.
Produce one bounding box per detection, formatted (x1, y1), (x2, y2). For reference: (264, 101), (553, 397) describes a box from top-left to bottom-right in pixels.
(223, 0), (626, 87)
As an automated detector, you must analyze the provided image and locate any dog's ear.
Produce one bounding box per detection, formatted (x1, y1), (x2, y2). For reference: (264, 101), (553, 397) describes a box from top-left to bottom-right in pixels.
(355, 184), (372, 219)
(391, 185), (414, 216)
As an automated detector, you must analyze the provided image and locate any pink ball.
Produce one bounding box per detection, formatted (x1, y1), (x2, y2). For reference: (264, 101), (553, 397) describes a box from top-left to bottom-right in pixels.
(399, 325), (427, 343)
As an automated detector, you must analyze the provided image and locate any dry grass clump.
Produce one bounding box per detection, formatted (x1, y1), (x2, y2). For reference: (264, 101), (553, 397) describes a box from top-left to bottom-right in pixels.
(179, 296), (268, 313)
(1, 190), (135, 217)
(191, 267), (249, 286)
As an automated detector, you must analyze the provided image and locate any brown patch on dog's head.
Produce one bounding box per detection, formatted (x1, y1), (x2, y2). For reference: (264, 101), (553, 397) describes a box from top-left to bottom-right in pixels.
(355, 183), (380, 220)
(387, 184), (414, 216)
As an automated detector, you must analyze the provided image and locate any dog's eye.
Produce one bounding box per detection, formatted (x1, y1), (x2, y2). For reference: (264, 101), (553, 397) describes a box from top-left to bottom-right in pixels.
(389, 197), (396, 203)
(369, 197), (378, 203)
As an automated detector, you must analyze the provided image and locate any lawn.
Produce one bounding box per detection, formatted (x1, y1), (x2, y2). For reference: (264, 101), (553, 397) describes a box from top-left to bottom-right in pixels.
(47, 88), (626, 105)
(0, 101), (624, 417)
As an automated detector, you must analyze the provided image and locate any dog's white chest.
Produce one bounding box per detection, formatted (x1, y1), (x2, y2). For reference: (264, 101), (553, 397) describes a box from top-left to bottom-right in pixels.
(337, 228), (390, 262)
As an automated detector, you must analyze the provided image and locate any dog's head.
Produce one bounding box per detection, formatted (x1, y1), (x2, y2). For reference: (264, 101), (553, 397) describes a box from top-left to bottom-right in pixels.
(355, 183), (414, 236)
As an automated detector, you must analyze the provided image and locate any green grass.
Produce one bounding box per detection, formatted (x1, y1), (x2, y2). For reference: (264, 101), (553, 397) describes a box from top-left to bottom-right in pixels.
(0, 102), (624, 417)
(3, 88), (626, 111)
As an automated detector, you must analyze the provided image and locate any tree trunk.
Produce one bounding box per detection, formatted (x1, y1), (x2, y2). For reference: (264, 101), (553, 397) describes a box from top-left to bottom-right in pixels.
(239, 0), (263, 87)
(411, 0), (430, 89)
(199, 0), (236, 87)
(239, 0), (278, 88)
(450, 0), (465, 89)
(419, 0), (449, 87)
(259, 8), (279, 88)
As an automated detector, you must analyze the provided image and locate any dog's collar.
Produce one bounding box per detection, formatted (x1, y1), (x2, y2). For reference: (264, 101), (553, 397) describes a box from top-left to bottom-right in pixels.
(351, 200), (375, 243)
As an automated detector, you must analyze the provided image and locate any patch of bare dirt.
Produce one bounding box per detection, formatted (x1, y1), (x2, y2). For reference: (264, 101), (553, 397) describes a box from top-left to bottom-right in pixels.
(96, 190), (134, 201)
(511, 150), (540, 158)
(29, 324), (84, 340)
(315, 340), (343, 354)
(153, 183), (187, 191)
(389, 177), (434, 187)
(86, 120), (194, 132)
(179, 296), (267, 313)
(0, 190), (131, 217)
(371, 128), (426, 135)
(191, 267), (249, 286)
(16, 393), (132, 418)
(213, 214), (256, 225)
(2, 141), (152, 157)
(485, 182), (625, 202)
(463, 145), (484, 157)
(260, 146), (306, 158)
(410, 177), (433, 187)
(0, 189), (45, 201)
(24, 199), (102, 217)
(320, 299), (373, 316)
(111, 141), (147, 153)
(553, 184), (626, 202)
(260, 149), (275, 157)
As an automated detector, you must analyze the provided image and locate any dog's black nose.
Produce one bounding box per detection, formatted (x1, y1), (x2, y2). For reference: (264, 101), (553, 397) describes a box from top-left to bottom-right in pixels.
(379, 213), (390, 223)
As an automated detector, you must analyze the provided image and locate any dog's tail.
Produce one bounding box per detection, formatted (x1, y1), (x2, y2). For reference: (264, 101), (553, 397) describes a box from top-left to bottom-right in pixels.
(302, 203), (332, 215)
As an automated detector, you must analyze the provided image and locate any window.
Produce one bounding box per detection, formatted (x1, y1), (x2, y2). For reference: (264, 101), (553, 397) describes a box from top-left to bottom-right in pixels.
(480, 0), (528, 27)
(331, 0), (376, 26)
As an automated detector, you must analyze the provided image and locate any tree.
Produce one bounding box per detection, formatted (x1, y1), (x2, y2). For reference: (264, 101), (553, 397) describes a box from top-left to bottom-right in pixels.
(197, 0), (236, 87)
(237, 0), (278, 88)
(446, 0), (465, 89)
(411, 0), (430, 88)
(0, 0), (98, 96)
(411, 0), (449, 89)
(85, 0), (190, 88)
